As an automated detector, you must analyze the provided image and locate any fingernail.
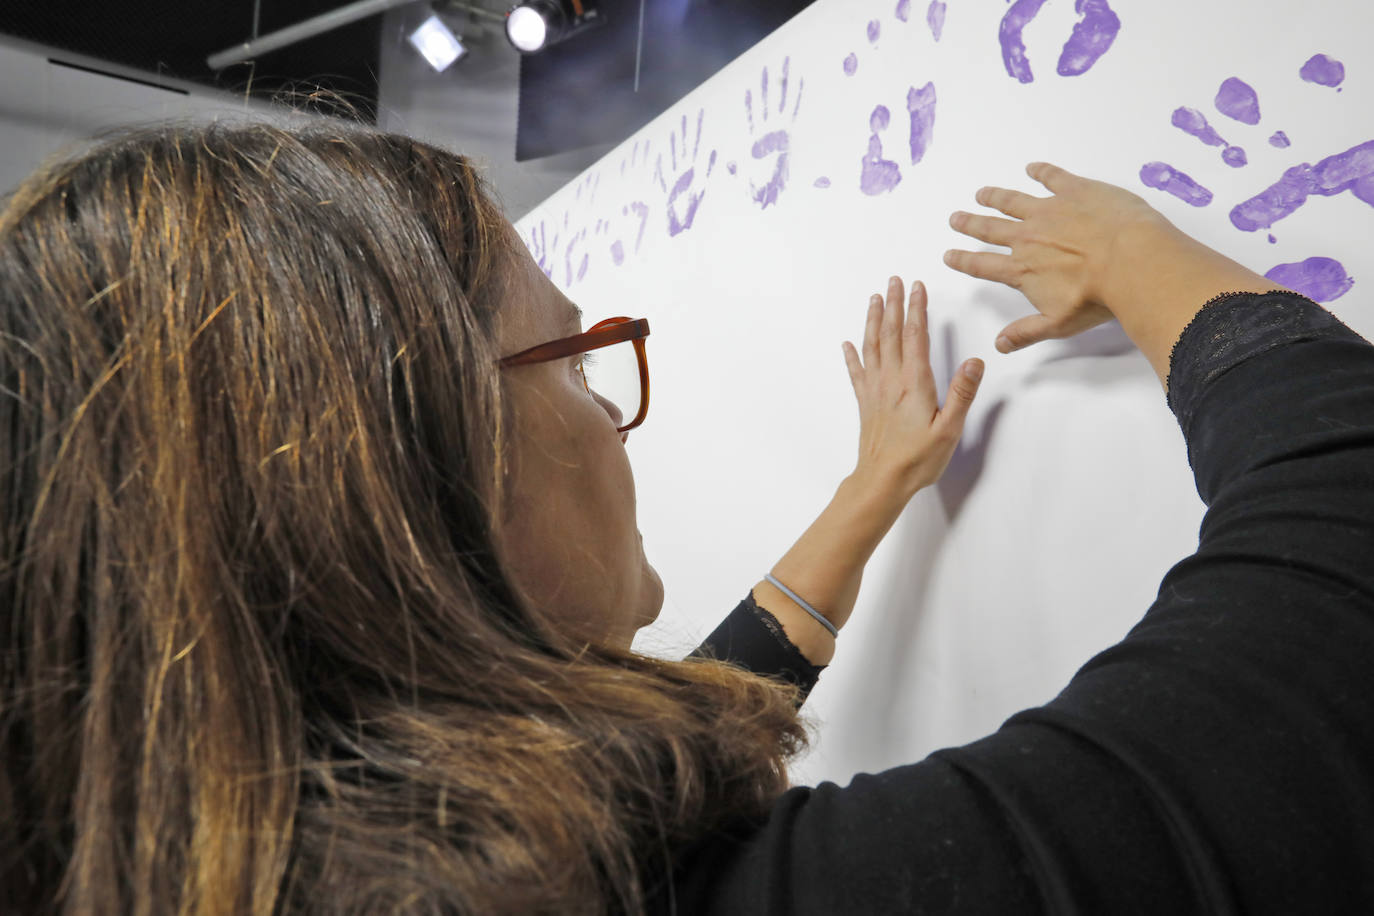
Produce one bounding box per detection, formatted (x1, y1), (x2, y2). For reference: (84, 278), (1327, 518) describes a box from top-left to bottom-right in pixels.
(996, 335), (1014, 352)
(964, 361), (984, 381)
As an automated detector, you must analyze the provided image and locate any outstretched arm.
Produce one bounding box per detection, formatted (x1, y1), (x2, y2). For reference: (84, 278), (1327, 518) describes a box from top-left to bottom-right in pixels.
(752, 277), (984, 666)
(944, 162), (1280, 388)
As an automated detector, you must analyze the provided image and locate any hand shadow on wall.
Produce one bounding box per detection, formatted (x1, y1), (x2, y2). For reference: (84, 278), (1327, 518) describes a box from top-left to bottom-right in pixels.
(932, 320), (1009, 521)
(932, 282), (1140, 509)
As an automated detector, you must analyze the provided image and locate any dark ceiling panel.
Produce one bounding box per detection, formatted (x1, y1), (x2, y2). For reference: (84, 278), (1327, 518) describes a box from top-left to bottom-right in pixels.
(0, 0), (382, 119)
(516, 0), (815, 160)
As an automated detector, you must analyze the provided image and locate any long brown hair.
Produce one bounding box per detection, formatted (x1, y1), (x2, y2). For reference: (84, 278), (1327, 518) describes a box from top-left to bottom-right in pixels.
(0, 121), (809, 914)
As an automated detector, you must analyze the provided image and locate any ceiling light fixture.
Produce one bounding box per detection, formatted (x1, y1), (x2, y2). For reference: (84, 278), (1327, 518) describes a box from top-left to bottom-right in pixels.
(505, 0), (602, 54)
(409, 13), (467, 71)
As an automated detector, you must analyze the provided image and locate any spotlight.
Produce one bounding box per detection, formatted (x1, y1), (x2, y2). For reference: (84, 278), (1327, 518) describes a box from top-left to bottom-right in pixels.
(409, 13), (468, 71)
(505, 0), (602, 54)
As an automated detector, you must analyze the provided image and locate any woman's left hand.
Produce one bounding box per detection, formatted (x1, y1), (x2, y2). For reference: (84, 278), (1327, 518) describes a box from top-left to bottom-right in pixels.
(842, 276), (984, 498)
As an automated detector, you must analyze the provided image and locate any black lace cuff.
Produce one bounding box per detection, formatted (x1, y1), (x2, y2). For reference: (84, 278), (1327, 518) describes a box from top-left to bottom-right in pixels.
(688, 592), (826, 707)
(1166, 290), (1354, 439)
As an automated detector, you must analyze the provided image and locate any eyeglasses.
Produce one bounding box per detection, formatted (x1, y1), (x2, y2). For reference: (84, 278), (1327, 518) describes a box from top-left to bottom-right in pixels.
(498, 316), (651, 433)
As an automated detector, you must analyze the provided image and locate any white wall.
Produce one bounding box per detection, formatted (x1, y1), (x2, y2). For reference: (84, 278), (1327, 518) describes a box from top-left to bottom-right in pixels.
(513, 0), (1374, 788)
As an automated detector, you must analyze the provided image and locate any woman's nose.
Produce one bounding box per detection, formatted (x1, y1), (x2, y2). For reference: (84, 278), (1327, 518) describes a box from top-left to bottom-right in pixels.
(593, 390), (624, 430)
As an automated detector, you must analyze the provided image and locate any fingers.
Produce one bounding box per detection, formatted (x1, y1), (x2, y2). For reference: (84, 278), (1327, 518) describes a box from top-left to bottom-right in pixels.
(861, 293), (882, 367)
(996, 314), (1059, 352)
(1026, 161), (1078, 193)
(974, 185), (1041, 220)
(902, 281), (938, 406)
(880, 276), (905, 369)
(937, 359), (984, 435)
(902, 280), (930, 364)
(942, 249), (1023, 288)
(949, 210), (1020, 248)
(841, 340), (863, 389)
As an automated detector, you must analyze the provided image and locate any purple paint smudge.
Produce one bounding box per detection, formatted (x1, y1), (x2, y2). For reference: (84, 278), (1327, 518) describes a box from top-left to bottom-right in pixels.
(1057, 0), (1120, 77)
(1222, 146), (1248, 168)
(861, 105), (902, 196)
(868, 19), (881, 42)
(907, 82), (937, 164)
(1230, 139), (1374, 231)
(843, 52), (858, 76)
(1269, 130), (1291, 149)
(610, 240), (625, 266)
(1265, 256), (1354, 302)
(564, 229), (589, 285)
(1300, 53), (1345, 88)
(1267, 234), (1277, 244)
(895, 0), (911, 22)
(999, 0), (1048, 83)
(1172, 107), (1227, 147)
(1215, 77), (1261, 125)
(627, 201), (649, 251)
(927, 1), (946, 41)
(665, 169), (701, 236)
(814, 177), (832, 188)
(1140, 162), (1214, 207)
(726, 161), (738, 175)
(750, 130), (790, 209)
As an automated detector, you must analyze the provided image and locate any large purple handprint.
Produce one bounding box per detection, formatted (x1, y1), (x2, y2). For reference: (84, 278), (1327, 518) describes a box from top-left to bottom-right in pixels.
(1139, 64), (1363, 303)
(653, 110), (717, 236)
(740, 57), (804, 209)
(1000, 0), (1120, 83)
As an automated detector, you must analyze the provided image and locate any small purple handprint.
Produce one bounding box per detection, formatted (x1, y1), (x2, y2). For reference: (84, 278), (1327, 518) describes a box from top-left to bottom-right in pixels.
(609, 200), (650, 265)
(653, 109), (717, 236)
(563, 226), (589, 286)
(742, 57), (804, 210)
(525, 219), (559, 279)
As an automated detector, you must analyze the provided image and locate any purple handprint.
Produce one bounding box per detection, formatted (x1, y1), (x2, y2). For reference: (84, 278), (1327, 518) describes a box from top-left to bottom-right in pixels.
(1230, 139), (1374, 231)
(609, 201), (650, 265)
(926, 1), (946, 41)
(860, 106), (902, 195)
(1000, 0), (1120, 83)
(654, 110), (717, 236)
(525, 219), (559, 279)
(563, 226), (589, 286)
(907, 82), (937, 165)
(619, 139), (653, 178)
(742, 57), (804, 210)
(1265, 256), (1354, 303)
(1300, 54), (1345, 88)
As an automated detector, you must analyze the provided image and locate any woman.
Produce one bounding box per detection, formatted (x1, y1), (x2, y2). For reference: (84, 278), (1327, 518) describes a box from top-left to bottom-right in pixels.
(1, 122), (1370, 914)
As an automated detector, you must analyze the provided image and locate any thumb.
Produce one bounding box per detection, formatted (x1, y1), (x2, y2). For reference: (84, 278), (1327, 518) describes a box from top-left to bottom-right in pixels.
(938, 358), (983, 434)
(996, 314), (1059, 353)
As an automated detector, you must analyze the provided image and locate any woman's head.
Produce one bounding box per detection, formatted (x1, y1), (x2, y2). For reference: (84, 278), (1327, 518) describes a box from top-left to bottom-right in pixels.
(495, 231), (664, 648)
(0, 120), (801, 914)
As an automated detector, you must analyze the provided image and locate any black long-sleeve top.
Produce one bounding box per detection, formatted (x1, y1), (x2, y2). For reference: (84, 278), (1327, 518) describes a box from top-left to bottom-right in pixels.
(672, 291), (1374, 914)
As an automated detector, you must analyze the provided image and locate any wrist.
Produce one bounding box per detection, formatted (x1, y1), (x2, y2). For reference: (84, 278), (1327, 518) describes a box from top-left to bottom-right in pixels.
(843, 464), (919, 512)
(1102, 221), (1276, 388)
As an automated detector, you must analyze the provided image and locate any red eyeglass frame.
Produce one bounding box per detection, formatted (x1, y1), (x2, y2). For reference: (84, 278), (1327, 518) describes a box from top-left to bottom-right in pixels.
(498, 316), (651, 433)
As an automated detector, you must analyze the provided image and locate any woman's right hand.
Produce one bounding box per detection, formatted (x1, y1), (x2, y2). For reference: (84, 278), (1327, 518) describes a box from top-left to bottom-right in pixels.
(943, 162), (1178, 353)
